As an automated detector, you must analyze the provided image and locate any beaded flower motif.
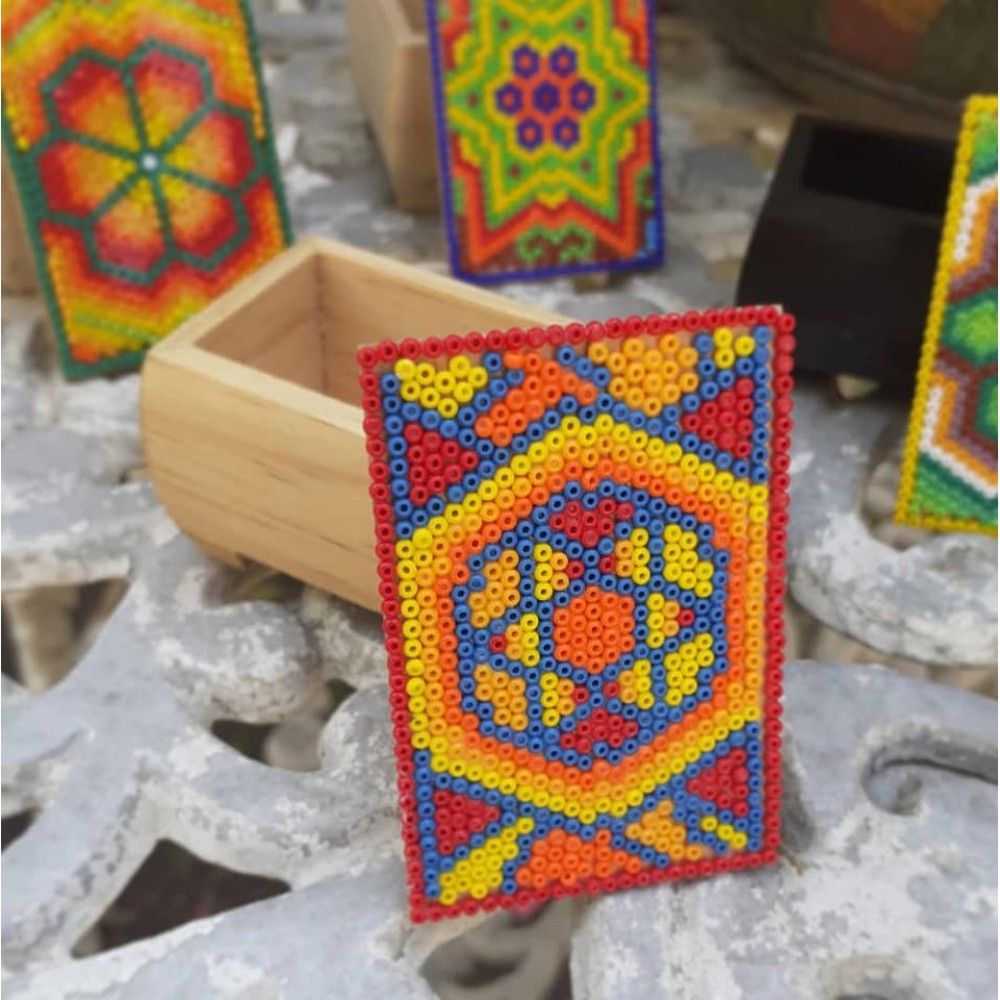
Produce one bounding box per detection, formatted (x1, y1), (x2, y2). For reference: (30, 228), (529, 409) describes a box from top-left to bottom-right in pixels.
(1, 0), (289, 377)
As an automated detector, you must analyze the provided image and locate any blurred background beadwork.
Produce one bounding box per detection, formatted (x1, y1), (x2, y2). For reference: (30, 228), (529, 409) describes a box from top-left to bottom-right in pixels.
(896, 96), (998, 533)
(1, 0), (290, 377)
(426, 0), (664, 282)
(688, 0), (998, 138)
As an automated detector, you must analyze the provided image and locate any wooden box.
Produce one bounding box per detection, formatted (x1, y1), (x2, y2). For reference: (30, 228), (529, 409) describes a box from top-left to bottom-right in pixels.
(346, 0), (439, 212)
(141, 237), (560, 610)
(2, 157), (39, 295)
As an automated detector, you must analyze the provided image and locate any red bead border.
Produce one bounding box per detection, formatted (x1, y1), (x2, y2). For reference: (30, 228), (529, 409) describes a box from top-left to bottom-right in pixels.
(358, 307), (795, 922)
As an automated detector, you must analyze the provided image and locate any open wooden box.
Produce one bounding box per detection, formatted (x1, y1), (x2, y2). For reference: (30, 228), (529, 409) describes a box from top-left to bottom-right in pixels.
(346, 0), (439, 212)
(141, 237), (561, 610)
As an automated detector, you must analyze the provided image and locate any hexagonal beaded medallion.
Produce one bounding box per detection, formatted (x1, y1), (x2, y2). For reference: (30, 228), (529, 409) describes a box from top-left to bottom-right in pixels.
(359, 309), (795, 920)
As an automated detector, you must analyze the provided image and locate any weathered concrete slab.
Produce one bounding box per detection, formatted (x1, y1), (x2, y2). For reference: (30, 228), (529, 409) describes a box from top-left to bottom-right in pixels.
(571, 660), (997, 1000)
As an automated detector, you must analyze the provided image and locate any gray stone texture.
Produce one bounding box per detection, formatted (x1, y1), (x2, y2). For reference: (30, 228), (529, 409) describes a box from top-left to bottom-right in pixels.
(571, 660), (997, 1000)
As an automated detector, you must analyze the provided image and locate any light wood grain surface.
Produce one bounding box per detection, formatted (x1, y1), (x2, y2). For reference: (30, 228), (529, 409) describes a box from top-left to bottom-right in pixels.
(142, 236), (564, 609)
(346, 0), (439, 212)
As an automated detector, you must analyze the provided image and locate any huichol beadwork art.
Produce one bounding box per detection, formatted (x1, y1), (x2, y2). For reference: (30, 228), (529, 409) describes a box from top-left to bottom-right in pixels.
(897, 95), (998, 534)
(426, 0), (664, 283)
(1, 0), (290, 378)
(359, 308), (794, 920)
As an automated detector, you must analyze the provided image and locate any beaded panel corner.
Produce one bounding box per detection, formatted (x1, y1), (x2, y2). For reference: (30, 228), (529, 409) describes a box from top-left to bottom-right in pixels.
(425, 0), (664, 283)
(358, 309), (794, 921)
(896, 95), (998, 534)
(1, 0), (290, 379)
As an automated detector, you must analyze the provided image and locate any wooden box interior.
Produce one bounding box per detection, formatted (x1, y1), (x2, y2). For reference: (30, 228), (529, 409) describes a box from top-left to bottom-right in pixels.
(197, 248), (556, 406)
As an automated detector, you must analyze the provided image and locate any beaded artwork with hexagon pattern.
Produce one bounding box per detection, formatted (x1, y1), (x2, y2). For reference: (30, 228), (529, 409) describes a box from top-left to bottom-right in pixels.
(1, 0), (289, 378)
(359, 308), (794, 920)
(426, 0), (663, 282)
(897, 95), (998, 534)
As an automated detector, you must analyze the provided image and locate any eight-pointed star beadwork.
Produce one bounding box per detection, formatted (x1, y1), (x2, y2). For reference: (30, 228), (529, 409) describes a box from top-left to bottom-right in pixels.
(427, 0), (663, 280)
(445, 20), (649, 224)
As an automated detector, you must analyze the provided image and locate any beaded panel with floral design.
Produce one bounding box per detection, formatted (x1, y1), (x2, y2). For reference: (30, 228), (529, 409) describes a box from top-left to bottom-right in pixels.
(1, 0), (289, 377)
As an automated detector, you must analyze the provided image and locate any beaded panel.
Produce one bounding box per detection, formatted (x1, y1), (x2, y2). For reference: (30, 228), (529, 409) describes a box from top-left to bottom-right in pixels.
(897, 95), (998, 533)
(359, 309), (794, 920)
(425, 0), (664, 283)
(1, 0), (290, 378)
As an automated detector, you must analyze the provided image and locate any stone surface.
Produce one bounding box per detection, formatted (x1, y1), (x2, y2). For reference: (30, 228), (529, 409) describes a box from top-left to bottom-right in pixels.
(1, 526), (472, 992)
(1, 313), (159, 593)
(299, 589), (386, 691)
(570, 660), (998, 999)
(254, 11), (346, 62)
(423, 900), (577, 1000)
(279, 53), (378, 178)
(788, 389), (998, 669)
(681, 146), (767, 203)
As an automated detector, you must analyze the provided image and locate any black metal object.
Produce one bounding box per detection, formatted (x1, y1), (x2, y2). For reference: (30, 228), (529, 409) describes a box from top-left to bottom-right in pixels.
(738, 115), (956, 394)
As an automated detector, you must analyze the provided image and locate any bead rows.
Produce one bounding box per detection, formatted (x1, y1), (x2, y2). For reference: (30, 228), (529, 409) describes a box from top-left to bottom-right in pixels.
(425, 0), (664, 281)
(0, 0), (290, 378)
(895, 94), (998, 535)
(360, 308), (795, 921)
